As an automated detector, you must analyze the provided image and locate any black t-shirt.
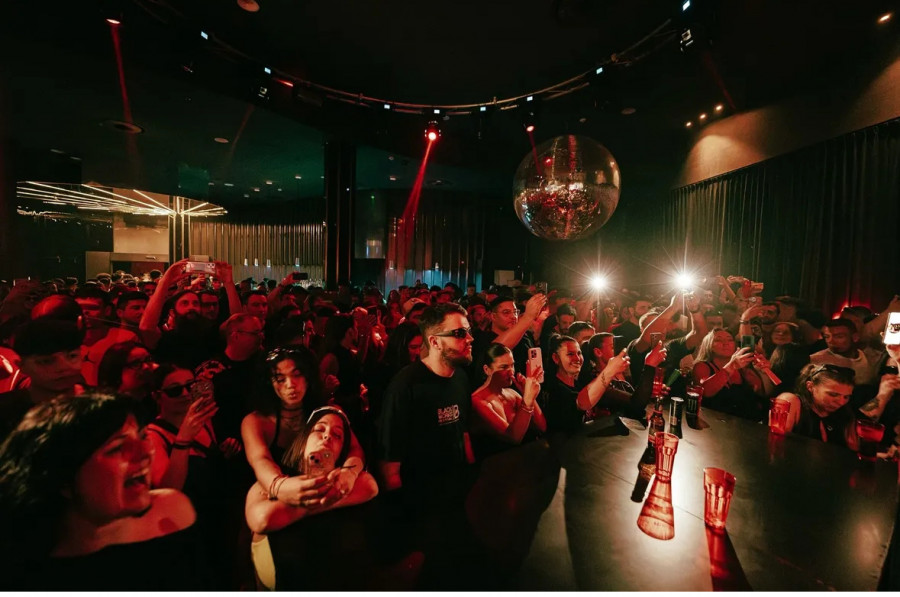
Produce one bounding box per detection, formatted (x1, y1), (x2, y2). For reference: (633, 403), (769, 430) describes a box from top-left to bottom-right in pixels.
(0, 389), (36, 443)
(611, 320), (641, 348)
(379, 360), (471, 489)
(154, 328), (222, 371)
(27, 525), (211, 591)
(195, 353), (262, 443)
(541, 375), (584, 434)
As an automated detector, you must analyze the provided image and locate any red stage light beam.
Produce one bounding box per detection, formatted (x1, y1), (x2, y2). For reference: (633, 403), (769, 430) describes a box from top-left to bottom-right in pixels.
(397, 136), (437, 271)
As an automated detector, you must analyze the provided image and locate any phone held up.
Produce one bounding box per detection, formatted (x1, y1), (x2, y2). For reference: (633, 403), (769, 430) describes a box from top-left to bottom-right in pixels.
(184, 261), (216, 275)
(884, 312), (900, 346)
(740, 334), (755, 350)
(527, 347), (545, 383)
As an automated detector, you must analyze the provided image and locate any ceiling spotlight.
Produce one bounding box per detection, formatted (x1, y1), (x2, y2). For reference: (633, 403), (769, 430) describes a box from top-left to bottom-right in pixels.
(590, 276), (607, 291)
(879, 13), (892, 23)
(682, 0), (691, 11)
(294, 174), (302, 179)
(389, 175), (398, 181)
(715, 104), (724, 112)
(265, 180), (273, 185)
(686, 121), (693, 128)
(595, 66), (604, 75)
(224, 183), (234, 187)
(105, 16), (121, 26)
(213, 137), (229, 144)
(263, 66), (272, 75)
(479, 106), (487, 112)
(699, 113), (707, 120)
(383, 103), (391, 110)
(200, 31), (209, 40)
(680, 28), (695, 52)
(526, 96), (534, 102)
(433, 108), (441, 115)
(237, 0), (260, 12)
(425, 121), (441, 142)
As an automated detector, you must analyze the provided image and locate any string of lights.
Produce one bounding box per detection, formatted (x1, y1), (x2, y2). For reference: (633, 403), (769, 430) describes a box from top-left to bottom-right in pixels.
(134, 0), (684, 117)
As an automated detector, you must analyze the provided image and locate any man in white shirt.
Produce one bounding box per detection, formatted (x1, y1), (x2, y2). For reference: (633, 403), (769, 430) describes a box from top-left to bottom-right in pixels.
(810, 318), (882, 387)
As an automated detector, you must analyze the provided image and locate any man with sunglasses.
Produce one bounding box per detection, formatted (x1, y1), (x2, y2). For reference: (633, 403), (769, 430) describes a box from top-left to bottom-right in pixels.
(378, 303), (481, 587)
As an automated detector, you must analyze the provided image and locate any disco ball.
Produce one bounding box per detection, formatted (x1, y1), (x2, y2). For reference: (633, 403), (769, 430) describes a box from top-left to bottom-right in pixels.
(512, 135), (621, 241)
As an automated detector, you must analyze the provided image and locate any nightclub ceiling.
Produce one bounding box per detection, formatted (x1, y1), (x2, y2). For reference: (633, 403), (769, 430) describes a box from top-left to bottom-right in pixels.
(3, 0), (895, 208)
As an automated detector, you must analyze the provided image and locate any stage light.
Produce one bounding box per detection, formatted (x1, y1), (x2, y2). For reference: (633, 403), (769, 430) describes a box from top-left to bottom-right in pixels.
(715, 104), (723, 112)
(879, 13), (891, 23)
(595, 66), (604, 75)
(675, 272), (694, 290)
(433, 108), (441, 115)
(384, 103), (391, 110)
(685, 121), (693, 128)
(590, 276), (607, 291)
(699, 113), (707, 120)
(200, 31), (209, 40)
(526, 96), (534, 102)
(682, 0), (690, 11)
(525, 124), (535, 133)
(479, 106), (487, 112)
(263, 66), (272, 75)
(106, 17), (121, 26)
(680, 28), (695, 52)
(425, 121), (441, 141)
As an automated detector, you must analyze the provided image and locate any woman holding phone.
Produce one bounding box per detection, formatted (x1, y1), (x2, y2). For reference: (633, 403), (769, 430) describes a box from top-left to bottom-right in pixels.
(691, 328), (767, 420)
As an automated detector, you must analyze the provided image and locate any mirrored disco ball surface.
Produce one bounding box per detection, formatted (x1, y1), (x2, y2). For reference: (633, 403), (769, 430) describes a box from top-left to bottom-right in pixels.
(513, 135), (621, 241)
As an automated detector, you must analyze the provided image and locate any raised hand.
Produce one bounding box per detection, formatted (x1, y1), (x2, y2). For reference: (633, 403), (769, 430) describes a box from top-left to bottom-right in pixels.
(644, 341), (668, 368)
(175, 396), (218, 444)
(725, 347), (755, 371)
(604, 349), (631, 378)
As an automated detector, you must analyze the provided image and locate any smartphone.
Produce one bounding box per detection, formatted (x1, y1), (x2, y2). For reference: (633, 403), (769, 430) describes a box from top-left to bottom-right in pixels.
(650, 332), (663, 346)
(191, 379), (214, 402)
(528, 347), (544, 383)
(884, 312), (900, 345)
(305, 450), (335, 477)
(184, 261), (216, 275)
(740, 334), (755, 350)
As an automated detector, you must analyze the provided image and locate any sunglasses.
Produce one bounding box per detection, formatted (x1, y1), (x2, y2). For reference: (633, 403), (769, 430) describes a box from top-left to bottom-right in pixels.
(809, 363), (855, 381)
(432, 327), (473, 339)
(160, 381), (196, 398)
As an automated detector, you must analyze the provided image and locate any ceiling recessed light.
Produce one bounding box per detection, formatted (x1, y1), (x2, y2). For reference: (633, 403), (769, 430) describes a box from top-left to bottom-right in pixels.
(50, 148), (65, 154)
(277, 188), (282, 192)
(224, 183), (234, 187)
(265, 180), (273, 185)
(294, 174), (302, 179)
(878, 13), (891, 23)
(389, 175), (397, 181)
(685, 121), (693, 128)
(214, 137), (229, 144)
(699, 113), (707, 120)
(208, 182), (215, 186)
(388, 155), (395, 161)
(252, 187), (260, 192)
(237, 0), (260, 12)
(579, 117), (588, 123)
(714, 104), (724, 112)
(244, 193), (250, 198)
(621, 107), (636, 115)
(102, 119), (144, 134)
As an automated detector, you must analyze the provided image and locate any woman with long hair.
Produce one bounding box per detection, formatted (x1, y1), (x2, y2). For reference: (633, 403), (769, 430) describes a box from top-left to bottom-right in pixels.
(691, 328), (767, 421)
(241, 347), (365, 510)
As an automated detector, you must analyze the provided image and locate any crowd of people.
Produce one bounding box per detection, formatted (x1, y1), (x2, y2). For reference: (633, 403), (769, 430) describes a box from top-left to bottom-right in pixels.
(0, 262), (897, 589)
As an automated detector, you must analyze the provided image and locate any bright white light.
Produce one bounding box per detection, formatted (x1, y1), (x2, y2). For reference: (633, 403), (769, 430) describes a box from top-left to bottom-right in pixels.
(479, 106), (487, 112)
(675, 273), (694, 289)
(433, 109), (441, 114)
(590, 276), (607, 291)
(200, 31), (209, 40)
(682, 0), (690, 11)
(263, 66), (272, 75)
(383, 103), (391, 110)
(526, 96), (534, 102)
(596, 67), (604, 75)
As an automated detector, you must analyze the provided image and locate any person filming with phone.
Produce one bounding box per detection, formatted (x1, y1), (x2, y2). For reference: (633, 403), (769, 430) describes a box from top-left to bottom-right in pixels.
(691, 329), (768, 421)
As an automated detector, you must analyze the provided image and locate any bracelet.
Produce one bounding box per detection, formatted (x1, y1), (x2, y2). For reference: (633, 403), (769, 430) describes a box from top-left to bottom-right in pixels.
(268, 474), (288, 501)
(273, 475), (289, 500)
(520, 403), (535, 414)
(172, 441), (191, 450)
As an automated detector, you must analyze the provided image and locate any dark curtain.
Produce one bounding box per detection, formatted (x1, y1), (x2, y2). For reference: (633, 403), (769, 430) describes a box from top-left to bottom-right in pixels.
(665, 118), (900, 316)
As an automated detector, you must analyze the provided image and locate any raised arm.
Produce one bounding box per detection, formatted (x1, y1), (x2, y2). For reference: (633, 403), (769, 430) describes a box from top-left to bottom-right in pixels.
(494, 293), (548, 350)
(634, 294), (680, 352)
(215, 261), (241, 318)
(139, 259), (188, 348)
(576, 349), (631, 411)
